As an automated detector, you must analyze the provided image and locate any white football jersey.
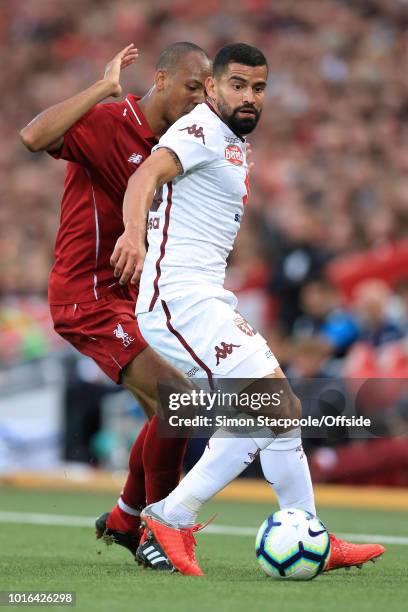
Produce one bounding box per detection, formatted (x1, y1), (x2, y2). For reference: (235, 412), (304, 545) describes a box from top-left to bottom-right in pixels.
(136, 102), (249, 314)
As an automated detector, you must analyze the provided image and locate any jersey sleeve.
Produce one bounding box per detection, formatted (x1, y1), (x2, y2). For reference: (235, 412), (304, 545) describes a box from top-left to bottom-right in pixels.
(153, 116), (218, 174)
(49, 104), (115, 167)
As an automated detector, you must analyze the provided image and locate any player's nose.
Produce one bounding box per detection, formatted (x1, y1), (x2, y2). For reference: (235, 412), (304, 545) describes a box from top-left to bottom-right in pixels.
(243, 87), (255, 105)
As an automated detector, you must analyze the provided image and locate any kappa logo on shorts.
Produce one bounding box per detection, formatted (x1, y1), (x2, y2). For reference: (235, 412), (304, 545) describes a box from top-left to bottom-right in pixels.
(113, 323), (135, 348)
(233, 314), (256, 337)
(214, 341), (241, 366)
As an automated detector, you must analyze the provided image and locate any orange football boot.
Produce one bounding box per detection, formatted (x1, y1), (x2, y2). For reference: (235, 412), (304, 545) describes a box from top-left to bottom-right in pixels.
(141, 505), (204, 576)
(325, 533), (385, 571)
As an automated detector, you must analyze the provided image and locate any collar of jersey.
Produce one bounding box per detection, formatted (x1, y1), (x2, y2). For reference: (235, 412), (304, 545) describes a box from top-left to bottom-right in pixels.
(205, 100), (246, 143)
(125, 95), (157, 142)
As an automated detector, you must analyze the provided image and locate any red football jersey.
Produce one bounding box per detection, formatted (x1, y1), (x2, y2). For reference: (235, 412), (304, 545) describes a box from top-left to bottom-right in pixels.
(49, 95), (157, 305)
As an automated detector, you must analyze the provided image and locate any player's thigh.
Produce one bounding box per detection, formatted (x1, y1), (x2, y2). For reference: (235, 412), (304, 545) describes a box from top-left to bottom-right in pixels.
(138, 295), (276, 389)
(137, 303), (207, 382)
(122, 344), (193, 401)
(50, 298), (146, 384)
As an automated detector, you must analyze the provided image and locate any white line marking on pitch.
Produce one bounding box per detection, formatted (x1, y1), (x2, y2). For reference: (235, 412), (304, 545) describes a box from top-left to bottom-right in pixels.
(0, 511), (407, 546)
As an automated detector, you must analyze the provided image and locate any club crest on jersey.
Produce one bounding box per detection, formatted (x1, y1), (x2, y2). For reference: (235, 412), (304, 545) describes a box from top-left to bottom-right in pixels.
(179, 124), (205, 145)
(113, 323), (134, 348)
(214, 341), (241, 366)
(233, 314), (256, 337)
(128, 153), (143, 165)
(225, 144), (244, 166)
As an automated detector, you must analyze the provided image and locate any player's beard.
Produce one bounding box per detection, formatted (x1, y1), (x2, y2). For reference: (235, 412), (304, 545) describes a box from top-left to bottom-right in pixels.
(217, 96), (261, 135)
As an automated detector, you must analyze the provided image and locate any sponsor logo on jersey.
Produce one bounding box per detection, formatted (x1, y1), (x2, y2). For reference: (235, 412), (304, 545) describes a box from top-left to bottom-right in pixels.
(225, 144), (244, 166)
(214, 341), (241, 366)
(233, 314), (256, 337)
(113, 323), (135, 348)
(179, 124), (206, 145)
(147, 217), (160, 230)
(128, 153), (144, 165)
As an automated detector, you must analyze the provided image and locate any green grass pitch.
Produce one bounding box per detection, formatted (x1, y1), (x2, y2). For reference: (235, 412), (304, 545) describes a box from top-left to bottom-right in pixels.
(0, 486), (407, 612)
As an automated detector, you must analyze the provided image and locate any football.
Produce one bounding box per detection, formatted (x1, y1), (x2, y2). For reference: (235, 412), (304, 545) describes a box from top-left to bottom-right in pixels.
(255, 508), (330, 580)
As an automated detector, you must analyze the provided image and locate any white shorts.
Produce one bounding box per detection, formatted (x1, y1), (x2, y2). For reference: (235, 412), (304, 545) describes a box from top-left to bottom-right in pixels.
(137, 290), (279, 388)
(138, 291), (300, 450)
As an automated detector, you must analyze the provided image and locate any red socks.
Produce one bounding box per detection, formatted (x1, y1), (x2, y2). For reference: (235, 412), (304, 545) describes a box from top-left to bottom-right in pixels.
(107, 417), (188, 532)
(106, 420), (149, 532)
(143, 417), (187, 504)
(121, 420), (149, 511)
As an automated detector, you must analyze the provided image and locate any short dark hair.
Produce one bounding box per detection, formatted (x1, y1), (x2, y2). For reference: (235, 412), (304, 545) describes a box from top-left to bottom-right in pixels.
(156, 42), (209, 74)
(213, 43), (268, 77)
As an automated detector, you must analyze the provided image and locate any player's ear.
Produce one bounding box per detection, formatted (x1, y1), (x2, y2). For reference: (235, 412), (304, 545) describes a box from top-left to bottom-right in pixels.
(155, 69), (167, 92)
(205, 76), (215, 100)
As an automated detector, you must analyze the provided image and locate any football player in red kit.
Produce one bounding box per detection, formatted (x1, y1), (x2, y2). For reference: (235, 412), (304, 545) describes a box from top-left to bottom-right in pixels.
(20, 42), (211, 565)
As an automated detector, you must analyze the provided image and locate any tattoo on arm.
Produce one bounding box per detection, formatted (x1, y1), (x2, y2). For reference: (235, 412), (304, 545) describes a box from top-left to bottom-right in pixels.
(162, 147), (183, 175)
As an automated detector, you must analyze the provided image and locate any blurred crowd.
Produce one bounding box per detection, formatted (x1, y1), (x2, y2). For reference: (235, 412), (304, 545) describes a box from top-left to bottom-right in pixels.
(2, 0), (408, 481)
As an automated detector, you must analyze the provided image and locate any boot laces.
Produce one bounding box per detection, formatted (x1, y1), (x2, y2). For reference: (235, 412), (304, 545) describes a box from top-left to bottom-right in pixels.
(180, 515), (216, 560)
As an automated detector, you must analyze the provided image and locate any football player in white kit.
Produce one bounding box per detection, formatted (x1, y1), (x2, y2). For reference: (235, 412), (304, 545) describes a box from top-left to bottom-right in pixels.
(111, 43), (384, 576)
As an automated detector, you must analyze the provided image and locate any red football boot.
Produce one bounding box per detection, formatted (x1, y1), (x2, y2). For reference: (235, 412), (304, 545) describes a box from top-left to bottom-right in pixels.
(141, 504), (204, 576)
(325, 533), (385, 571)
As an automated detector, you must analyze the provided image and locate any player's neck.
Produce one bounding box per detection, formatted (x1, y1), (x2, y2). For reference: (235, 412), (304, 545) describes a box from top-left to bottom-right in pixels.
(138, 92), (169, 140)
(206, 99), (245, 142)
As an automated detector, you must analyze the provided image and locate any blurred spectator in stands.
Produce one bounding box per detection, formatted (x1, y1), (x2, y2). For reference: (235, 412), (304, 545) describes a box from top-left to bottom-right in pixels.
(352, 279), (404, 346)
(266, 209), (330, 333)
(285, 337), (332, 380)
(293, 279), (359, 356)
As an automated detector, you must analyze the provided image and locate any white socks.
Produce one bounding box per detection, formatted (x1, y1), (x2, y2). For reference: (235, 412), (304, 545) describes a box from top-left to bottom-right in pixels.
(162, 430), (273, 527)
(260, 441), (316, 515)
(159, 430), (316, 527)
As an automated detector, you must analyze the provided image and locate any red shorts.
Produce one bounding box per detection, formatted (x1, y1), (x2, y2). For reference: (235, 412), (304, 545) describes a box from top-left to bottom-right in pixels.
(50, 290), (147, 384)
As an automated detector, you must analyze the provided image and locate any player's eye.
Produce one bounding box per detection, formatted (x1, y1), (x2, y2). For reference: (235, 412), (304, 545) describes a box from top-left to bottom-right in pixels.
(187, 85), (199, 91)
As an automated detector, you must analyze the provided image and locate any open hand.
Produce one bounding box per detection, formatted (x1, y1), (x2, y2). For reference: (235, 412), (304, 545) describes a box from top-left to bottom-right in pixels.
(103, 44), (139, 98)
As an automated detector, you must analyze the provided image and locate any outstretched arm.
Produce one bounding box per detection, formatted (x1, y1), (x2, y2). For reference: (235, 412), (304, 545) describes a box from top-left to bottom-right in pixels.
(19, 44), (138, 152)
(110, 148), (183, 286)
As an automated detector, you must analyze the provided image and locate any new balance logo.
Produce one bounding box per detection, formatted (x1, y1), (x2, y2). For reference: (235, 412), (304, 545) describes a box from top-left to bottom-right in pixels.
(179, 124), (205, 145)
(128, 153), (143, 165)
(113, 323), (134, 347)
(214, 341), (241, 366)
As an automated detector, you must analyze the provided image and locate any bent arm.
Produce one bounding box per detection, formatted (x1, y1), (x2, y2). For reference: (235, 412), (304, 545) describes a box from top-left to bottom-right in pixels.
(19, 80), (115, 152)
(111, 147), (182, 285)
(19, 43), (138, 152)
